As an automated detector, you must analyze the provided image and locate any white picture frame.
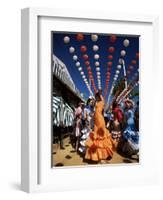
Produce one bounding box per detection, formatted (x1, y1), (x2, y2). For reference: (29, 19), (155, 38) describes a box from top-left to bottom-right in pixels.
(21, 7), (159, 193)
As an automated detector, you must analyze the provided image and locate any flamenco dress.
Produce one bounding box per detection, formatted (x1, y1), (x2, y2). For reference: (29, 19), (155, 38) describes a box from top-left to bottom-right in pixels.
(122, 109), (139, 155)
(85, 100), (115, 161)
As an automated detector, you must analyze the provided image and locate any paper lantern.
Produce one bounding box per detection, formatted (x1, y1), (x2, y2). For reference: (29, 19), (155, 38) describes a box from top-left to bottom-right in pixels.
(131, 60), (137, 65)
(80, 45), (87, 53)
(63, 36), (70, 44)
(95, 61), (100, 67)
(96, 67), (100, 71)
(108, 55), (113, 60)
(93, 45), (99, 51)
(97, 72), (100, 75)
(129, 65), (134, 70)
(123, 39), (130, 47)
(117, 65), (121, 70)
(127, 70), (130, 75)
(120, 50), (126, 57)
(108, 47), (115, 53)
(119, 58), (124, 65)
(110, 35), (117, 43)
(94, 54), (100, 60)
(69, 46), (75, 53)
(73, 55), (78, 61)
(87, 67), (91, 71)
(91, 34), (98, 42)
(82, 75), (86, 79)
(136, 52), (139, 59)
(80, 71), (84, 75)
(83, 54), (89, 60)
(116, 70), (120, 74)
(78, 67), (82, 71)
(76, 33), (84, 41)
(76, 61), (80, 67)
(85, 61), (90, 67)
(107, 62), (112, 67)
(113, 77), (117, 81)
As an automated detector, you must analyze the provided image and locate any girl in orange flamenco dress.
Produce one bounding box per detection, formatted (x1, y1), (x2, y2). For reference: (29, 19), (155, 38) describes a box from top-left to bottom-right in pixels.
(85, 90), (115, 162)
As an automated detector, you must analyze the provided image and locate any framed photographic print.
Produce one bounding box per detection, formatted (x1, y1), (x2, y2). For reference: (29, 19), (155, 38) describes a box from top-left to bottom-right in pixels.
(21, 8), (159, 193)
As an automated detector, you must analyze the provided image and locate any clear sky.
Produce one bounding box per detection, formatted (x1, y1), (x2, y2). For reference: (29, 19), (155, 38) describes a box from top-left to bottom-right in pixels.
(52, 32), (139, 104)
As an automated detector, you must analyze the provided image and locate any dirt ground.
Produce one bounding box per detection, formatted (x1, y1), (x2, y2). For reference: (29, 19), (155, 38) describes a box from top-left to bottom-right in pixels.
(52, 136), (139, 167)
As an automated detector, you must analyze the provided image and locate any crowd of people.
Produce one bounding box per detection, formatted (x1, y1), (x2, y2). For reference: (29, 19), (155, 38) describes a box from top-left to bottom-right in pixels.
(72, 89), (139, 163)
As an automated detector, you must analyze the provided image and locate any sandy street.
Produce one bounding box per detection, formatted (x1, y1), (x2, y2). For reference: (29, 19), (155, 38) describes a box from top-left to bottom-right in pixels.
(52, 136), (139, 167)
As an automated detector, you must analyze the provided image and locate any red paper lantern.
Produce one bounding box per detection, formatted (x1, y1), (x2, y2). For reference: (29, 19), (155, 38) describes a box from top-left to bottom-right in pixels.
(85, 61), (90, 67)
(80, 45), (87, 53)
(110, 35), (117, 43)
(83, 54), (89, 60)
(107, 61), (112, 67)
(108, 55), (113, 60)
(136, 52), (139, 59)
(108, 47), (115, 53)
(131, 60), (137, 65)
(88, 71), (92, 75)
(76, 33), (84, 41)
(87, 66), (91, 71)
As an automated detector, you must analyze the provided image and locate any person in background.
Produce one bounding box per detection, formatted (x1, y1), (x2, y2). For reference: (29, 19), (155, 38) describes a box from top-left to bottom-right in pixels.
(111, 101), (123, 142)
(79, 97), (95, 154)
(74, 102), (83, 151)
(121, 99), (139, 157)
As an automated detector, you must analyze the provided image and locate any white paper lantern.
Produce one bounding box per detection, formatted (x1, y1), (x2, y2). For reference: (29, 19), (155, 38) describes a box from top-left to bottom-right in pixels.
(116, 70), (120, 74)
(78, 67), (82, 71)
(80, 71), (84, 75)
(96, 67), (100, 71)
(69, 46), (75, 53)
(91, 34), (98, 42)
(123, 39), (130, 47)
(117, 65), (122, 70)
(73, 55), (78, 61)
(113, 77), (117, 81)
(93, 45), (99, 51)
(63, 36), (70, 44)
(119, 58), (124, 65)
(94, 54), (100, 60)
(76, 62), (80, 67)
(120, 50), (126, 57)
(115, 74), (118, 78)
(82, 75), (86, 79)
(95, 61), (100, 66)
(97, 72), (101, 75)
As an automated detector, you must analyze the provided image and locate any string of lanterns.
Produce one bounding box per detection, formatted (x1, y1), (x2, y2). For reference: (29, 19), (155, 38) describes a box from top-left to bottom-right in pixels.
(106, 39), (130, 106)
(91, 34), (102, 90)
(64, 36), (93, 96)
(104, 35), (117, 99)
(80, 43), (97, 93)
(64, 34), (138, 104)
(126, 52), (139, 79)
